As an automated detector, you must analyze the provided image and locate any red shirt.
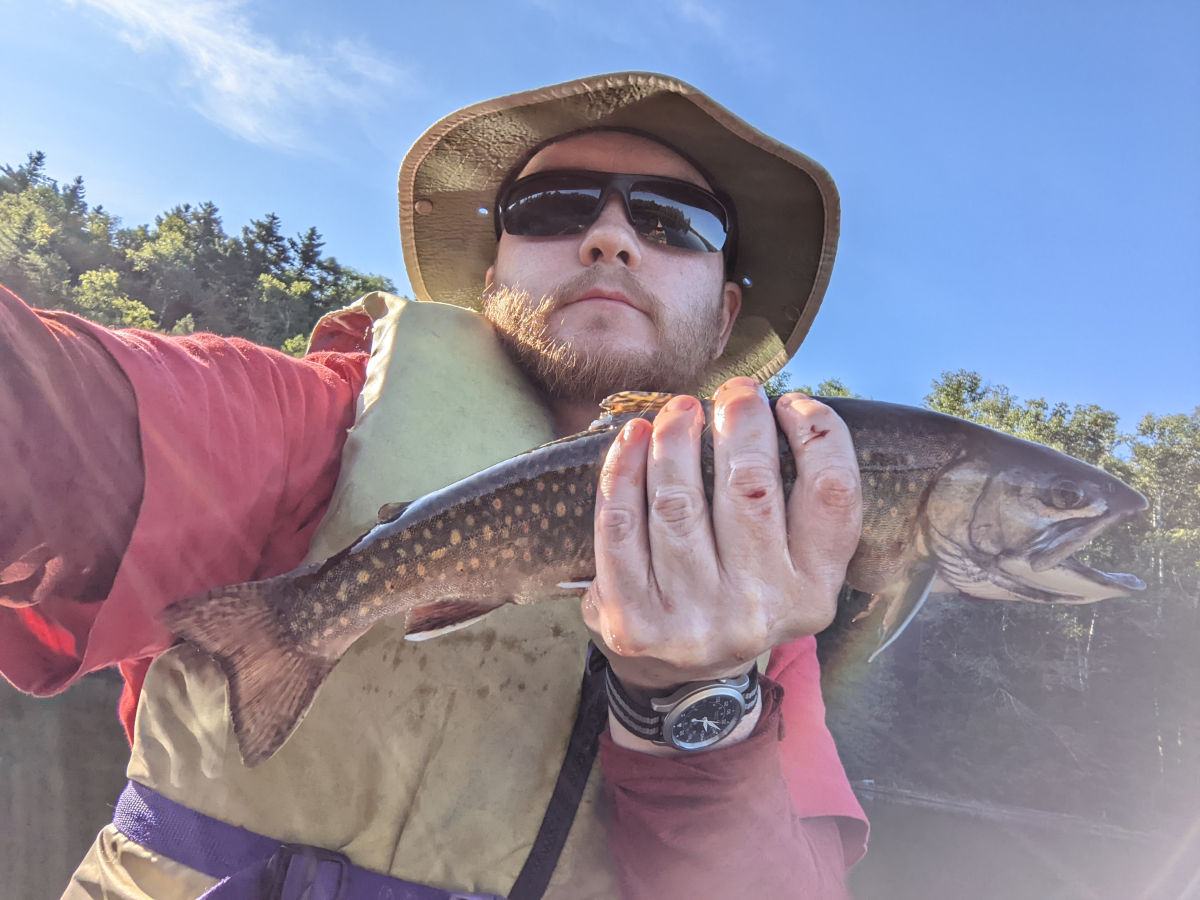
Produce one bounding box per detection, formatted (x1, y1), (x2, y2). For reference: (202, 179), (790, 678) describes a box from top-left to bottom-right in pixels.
(0, 283), (866, 896)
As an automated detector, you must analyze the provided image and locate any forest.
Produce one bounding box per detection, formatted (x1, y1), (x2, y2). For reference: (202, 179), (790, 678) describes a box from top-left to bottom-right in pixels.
(3, 152), (1198, 893)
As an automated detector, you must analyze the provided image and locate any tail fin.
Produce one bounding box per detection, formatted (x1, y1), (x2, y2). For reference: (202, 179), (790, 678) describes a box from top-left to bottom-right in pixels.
(162, 579), (337, 767)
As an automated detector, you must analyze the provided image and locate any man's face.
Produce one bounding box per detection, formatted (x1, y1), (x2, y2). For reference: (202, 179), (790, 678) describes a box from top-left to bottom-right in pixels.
(483, 131), (741, 403)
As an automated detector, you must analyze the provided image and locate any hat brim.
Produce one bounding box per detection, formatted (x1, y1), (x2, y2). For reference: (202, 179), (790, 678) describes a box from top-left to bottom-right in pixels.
(397, 71), (838, 388)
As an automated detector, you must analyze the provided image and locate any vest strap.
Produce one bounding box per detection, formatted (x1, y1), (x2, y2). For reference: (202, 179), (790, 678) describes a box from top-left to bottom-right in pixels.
(508, 647), (609, 900)
(112, 781), (503, 900)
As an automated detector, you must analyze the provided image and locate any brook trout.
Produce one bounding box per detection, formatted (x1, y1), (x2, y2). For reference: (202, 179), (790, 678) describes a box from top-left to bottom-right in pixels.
(164, 391), (1147, 765)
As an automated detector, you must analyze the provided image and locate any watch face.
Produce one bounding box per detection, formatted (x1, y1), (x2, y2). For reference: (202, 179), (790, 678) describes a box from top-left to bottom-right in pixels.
(664, 688), (745, 750)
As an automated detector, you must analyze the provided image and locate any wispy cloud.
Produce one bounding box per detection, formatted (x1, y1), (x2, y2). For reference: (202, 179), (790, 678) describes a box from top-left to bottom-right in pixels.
(667, 0), (728, 42)
(70, 0), (413, 150)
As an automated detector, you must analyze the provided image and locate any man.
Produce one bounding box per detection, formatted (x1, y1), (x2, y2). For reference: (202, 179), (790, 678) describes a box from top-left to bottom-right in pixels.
(1, 72), (867, 898)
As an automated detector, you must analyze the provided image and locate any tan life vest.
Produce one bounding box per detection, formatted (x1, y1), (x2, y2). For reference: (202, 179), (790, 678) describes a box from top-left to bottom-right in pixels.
(66, 294), (620, 899)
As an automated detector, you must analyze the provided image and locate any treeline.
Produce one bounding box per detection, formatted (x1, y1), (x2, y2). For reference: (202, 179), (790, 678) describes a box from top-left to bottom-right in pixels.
(0, 152), (394, 353)
(798, 372), (1200, 838)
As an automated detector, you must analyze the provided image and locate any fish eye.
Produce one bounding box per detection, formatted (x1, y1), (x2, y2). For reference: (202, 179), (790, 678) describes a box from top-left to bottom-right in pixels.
(1049, 479), (1086, 510)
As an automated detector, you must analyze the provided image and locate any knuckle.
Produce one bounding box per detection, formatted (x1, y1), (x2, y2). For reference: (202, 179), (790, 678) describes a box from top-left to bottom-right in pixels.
(650, 485), (706, 529)
(725, 453), (781, 500)
(596, 504), (640, 543)
(812, 465), (861, 509)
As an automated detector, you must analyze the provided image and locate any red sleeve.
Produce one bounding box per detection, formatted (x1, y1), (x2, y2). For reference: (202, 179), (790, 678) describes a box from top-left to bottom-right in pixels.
(0, 285), (368, 709)
(598, 637), (869, 898)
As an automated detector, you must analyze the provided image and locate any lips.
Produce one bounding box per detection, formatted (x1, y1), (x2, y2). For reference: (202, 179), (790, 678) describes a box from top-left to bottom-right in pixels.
(569, 289), (640, 312)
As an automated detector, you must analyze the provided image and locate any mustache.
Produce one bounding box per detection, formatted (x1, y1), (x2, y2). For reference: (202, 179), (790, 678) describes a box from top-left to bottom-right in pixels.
(545, 266), (663, 326)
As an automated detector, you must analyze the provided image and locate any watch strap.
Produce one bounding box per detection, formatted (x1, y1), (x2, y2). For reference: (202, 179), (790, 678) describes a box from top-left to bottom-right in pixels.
(604, 661), (760, 743)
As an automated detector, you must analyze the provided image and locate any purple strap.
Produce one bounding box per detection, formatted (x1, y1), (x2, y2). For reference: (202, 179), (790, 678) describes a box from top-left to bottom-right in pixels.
(113, 781), (503, 900)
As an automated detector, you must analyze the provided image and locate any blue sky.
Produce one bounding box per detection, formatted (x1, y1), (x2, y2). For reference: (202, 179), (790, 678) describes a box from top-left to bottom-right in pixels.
(4, 0), (1197, 431)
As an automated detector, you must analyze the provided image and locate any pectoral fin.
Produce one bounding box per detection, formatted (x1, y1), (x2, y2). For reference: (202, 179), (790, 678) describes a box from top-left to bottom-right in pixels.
(867, 560), (939, 663)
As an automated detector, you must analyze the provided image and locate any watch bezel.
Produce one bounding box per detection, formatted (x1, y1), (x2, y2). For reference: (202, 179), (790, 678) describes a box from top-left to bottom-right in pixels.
(655, 683), (748, 750)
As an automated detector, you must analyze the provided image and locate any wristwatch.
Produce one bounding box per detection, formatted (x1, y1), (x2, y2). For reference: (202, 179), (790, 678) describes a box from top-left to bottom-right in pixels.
(604, 661), (760, 751)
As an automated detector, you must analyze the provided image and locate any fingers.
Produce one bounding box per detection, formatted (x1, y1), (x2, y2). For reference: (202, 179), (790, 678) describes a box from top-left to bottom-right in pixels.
(585, 416), (653, 650)
(776, 392), (862, 628)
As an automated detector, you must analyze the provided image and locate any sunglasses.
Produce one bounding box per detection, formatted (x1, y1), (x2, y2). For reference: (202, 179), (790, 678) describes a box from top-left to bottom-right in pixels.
(495, 170), (734, 256)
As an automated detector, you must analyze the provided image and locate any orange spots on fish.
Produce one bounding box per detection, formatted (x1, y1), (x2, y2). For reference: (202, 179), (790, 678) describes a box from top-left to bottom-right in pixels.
(540, 519), (549, 531)
(501, 548), (516, 559)
(890, 507), (899, 517)
(359, 605), (370, 617)
(563, 537), (574, 549)
(336, 583), (348, 603)
(374, 596), (384, 606)
(551, 483), (560, 492)
(356, 570), (371, 585)
(369, 556), (385, 569)
(521, 522), (530, 534)
(465, 515), (476, 527)
(483, 525), (494, 540)
(515, 505), (524, 516)
(568, 484), (577, 495)
(523, 550), (533, 562)
(416, 563), (427, 577)
(450, 530), (462, 545)
(438, 573), (447, 582)
(423, 528), (433, 540)
(536, 481), (546, 491)
(455, 561), (465, 573)
(504, 515), (513, 526)
(531, 503), (541, 515)
(401, 529), (413, 541)
(397, 564), (407, 576)
(584, 483), (595, 497)
(492, 498), (503, 510)
(414, 544), (424, 555)
(555, 501), (567, 517)
(514, 487), (524, 497)
(574, 506), (584, 517)
(430, 547), (448, 561)
(397, 548), (407, 560)
(470, 557), (480, 569)
(383, 581), (393, 592)
(469, 539), (478, 550)
(313, 602), (324, 614)
(488, 558), (497, 568)
(339, 616), (349, 627)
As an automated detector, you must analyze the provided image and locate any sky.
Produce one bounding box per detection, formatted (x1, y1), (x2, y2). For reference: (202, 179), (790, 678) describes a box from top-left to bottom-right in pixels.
(3, 0), (1197, 431)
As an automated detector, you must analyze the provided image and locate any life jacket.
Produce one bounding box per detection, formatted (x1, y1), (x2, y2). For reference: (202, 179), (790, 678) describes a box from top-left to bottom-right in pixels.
(65, 294), (619, 898)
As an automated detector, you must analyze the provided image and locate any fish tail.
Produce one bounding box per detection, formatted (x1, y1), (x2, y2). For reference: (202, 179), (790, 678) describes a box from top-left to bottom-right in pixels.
(163, 578), (337, 767)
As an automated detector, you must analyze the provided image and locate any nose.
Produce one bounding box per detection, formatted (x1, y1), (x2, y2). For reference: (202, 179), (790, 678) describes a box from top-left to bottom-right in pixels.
(578, 195), (642, 269)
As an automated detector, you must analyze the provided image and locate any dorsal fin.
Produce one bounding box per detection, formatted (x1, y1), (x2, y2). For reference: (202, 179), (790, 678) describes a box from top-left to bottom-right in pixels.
(599, 391), (677, 416)
(376, 501), (412, 524)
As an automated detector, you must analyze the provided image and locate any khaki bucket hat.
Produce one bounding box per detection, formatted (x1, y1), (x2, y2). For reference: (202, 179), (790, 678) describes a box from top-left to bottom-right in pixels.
(397, 71), (838, 387)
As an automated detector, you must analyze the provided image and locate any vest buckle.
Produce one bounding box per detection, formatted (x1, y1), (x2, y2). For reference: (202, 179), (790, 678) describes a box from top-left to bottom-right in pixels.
(268, 842), (350, 900)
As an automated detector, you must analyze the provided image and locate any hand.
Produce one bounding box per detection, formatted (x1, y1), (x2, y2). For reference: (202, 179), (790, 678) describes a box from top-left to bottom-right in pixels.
(583, 376), (862, 695)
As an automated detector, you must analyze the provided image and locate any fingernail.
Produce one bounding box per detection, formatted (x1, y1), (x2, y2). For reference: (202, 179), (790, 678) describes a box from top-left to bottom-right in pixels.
(715, 375), (759, 395)
(664, 394), (698, 413)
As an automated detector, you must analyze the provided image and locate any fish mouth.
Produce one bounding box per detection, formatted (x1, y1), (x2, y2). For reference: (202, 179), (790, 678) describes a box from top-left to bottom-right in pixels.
(991, 553), (1145, 604)
(1027, 515), (1116, 572)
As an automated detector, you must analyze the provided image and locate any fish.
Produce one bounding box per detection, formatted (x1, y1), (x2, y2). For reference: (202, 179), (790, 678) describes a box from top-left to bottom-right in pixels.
(163, 391), (1148, 766)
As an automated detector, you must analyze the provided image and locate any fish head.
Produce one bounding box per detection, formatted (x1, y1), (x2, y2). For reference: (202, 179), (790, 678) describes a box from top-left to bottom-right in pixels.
(924, 443), (1148, 604)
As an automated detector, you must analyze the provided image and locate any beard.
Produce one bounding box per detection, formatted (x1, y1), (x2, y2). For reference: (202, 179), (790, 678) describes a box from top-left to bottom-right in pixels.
(481, 267), (726, 405)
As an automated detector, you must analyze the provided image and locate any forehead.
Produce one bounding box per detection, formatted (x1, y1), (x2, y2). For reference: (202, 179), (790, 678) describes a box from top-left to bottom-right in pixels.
(517, 131), (712, 189)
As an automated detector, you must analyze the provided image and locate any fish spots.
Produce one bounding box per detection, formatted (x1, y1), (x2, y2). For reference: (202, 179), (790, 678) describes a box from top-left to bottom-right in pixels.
(574, 506), (584, 517)
(483, 525), (494, 541)
(540, 519), (549, 531)
(488, 559), (497, 568)
(356, 570), (372, 585)
(438, 573), (447, 582)
(450, 529), (462, 545)
(470, 557), (480, 569)
(504, 515), (513, 526)
(890, 507), (899, 517)
(369, 556), (385, 569)
(468, 539), (478, 550)
(414, 544), (424, 556)
(313, 602), (324, 614)
(339, 616), (349, 627)
(359, 604), (371, 617)
(531, 503), (541, 515)
(555, 501), (567, 517)
(455, 561), (466, 573)
(501, 548), (516, 559)
(416, 563), (427, 577)
(515, 505), (525, 516)
(374, 596), (384, 606)
(537, 481), (546, 491)
(568, 484), (577, 495)
(493, 498), (503, 510)
(523, 550), (533, 562)
(397, 564), (407, 576)
(465, 514), (475, 527)
(423, 528), (433, 540)
(563, 537), (574, 550)
(430, 547), (448, 561)
(551, 483), (560, 492)
(401, 529), (413, 541)
(514, 487), (524, 497)
(336, 583), (349, 603)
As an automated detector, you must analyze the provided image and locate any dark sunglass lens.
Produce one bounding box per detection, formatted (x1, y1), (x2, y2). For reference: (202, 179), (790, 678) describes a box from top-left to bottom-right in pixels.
(629, 185), (727, 252)
(502, 175), (604, 237)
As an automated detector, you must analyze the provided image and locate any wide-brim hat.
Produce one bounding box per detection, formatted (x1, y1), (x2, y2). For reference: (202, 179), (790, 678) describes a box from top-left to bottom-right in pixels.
(397, 71), (838, 388)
